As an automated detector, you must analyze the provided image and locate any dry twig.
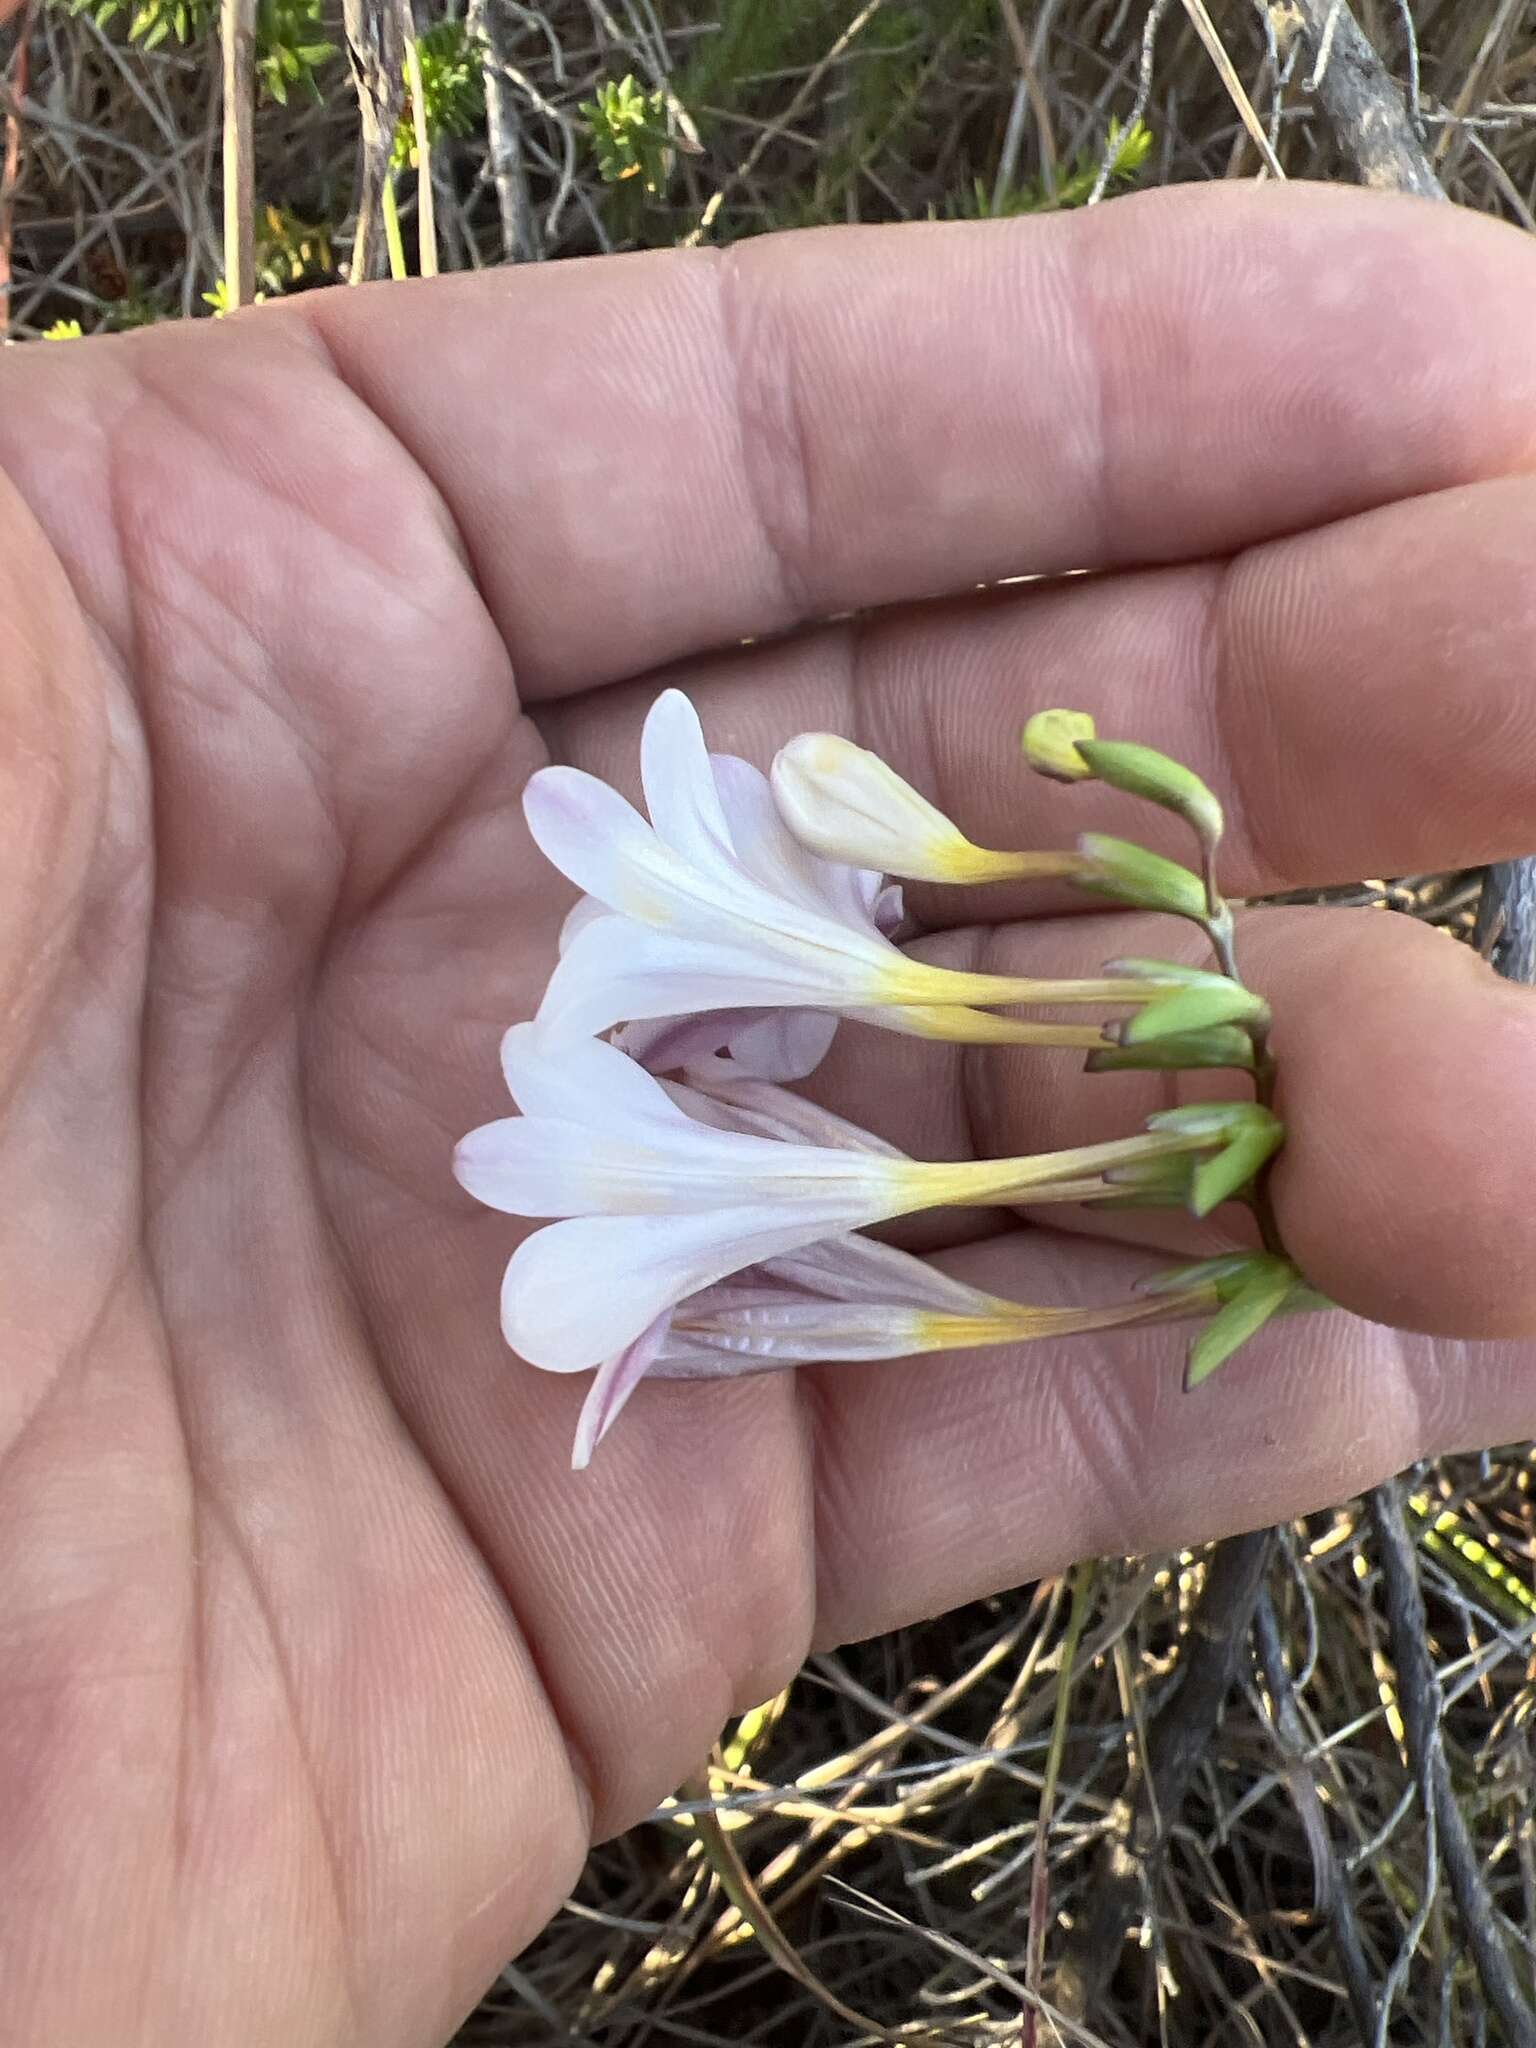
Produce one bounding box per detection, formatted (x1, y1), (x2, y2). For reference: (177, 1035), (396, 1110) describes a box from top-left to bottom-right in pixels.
(218, 0), (255, 307)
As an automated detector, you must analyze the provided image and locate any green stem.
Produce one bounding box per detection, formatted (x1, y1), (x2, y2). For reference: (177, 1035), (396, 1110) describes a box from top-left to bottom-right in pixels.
(380, 175), (408, 282)
(1197, 843), (1284, 1250)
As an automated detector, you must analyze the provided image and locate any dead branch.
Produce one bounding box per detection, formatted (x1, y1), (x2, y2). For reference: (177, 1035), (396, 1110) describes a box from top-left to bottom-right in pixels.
(1053, 1527), (1274, 2020)
(1366, 1479), (1536, 2046)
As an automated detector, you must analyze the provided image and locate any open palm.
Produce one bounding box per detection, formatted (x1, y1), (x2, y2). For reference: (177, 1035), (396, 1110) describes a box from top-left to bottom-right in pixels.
(5, 183), (1536, 2045)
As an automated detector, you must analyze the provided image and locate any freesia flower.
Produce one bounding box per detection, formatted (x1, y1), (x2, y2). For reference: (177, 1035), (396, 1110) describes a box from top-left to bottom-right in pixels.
(453, 1028), (1222, 1394)
(525, 691), (1171, 1054)
(569, 1229), (1213, 1469)
(770, 731), (1089, 886)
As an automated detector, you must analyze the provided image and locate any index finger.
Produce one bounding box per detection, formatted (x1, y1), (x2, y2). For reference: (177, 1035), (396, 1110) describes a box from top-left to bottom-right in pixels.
(298, 182), (1536, 697)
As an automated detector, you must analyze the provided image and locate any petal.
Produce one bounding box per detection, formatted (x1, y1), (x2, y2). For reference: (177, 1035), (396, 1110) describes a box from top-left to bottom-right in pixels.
(717, 1008), (839, 1081)
(499, 1020), (683, 1127)
(772, 732), (981, 882)
(670, 1074), (906, 1156)
(613, 1010), (755, 1075)
(676, 1297), (931, 1364)
(558, 893), (608, 955)
(503, 1202), (885, 1371)
(872, 882), (906, 936)
(710, 752), (888, 933)
(761, 1231), (1001, 1313)
(641, 690), (738, 869)
(522, 764), (680, 923)
(534, 917), (884, 1044)
(454, 1114), (623, 1216)
(616, 1006), (838, 1083)
(569, 1311), (673, 1470)
(527, 749), (877, 958)
(459, 1110), (889, 1218)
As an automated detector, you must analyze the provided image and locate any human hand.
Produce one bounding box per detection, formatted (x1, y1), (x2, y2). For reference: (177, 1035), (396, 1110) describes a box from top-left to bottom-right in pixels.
(4, 182), (1536, 2045)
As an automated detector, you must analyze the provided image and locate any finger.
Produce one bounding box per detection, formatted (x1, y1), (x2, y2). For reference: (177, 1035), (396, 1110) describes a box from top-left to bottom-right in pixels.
(803, 1224), (1532, 1646)
(540, 468), (1536, 906)
(808, 905), (1536, 1342)
(288, 184), (1536, 697)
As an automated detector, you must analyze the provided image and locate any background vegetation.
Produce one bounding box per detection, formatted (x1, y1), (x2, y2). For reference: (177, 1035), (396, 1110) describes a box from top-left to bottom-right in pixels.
(6, 2), (1536, 2042)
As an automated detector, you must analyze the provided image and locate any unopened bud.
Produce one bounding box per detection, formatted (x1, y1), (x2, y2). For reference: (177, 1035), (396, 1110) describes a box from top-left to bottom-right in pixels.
(1021, 708), (1097, 782)
(1074, 740), (1224, 844)
(1075, 834), (1209, 922)
(773, 732), (1081, 885)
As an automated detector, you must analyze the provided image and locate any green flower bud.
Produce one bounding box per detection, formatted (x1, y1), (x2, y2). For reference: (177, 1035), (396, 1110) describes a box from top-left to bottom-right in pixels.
(1121, 982), (1270, 1045)
(1074, 740), (1224, 844)
(1021, 708), (1097, 782)
(1074, 834), (1209, 921)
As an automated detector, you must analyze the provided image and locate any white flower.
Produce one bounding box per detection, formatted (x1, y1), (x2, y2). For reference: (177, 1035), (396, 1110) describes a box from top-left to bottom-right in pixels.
(524, 692), (1152, 1054)
(770, 732), (1087, 886)
(568, 1229), (1209, 1469)
(453, 1028), (1212, 1385)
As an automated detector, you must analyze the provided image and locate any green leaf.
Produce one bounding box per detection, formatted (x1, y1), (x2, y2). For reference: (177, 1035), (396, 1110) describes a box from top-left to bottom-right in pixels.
(1105, 956), (1235, 991)
(1189, 1122), (1286, 1217)
(1147, 1101), (1281, 1142)
(1075, 834), (1209, 922)
(1086, 1026), (1255, 1073)
(1140, 1251), (1287, 1300)
(1186, 1263), (1296, 1387)
(1122, 982), (1269, 1044)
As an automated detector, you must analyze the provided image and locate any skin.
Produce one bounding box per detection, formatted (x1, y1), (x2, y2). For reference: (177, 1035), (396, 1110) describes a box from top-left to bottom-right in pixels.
(4, 181), (1536, 2044)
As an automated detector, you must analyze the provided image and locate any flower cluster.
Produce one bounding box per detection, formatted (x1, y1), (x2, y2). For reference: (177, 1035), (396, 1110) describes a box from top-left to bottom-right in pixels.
(456, 690), (1311, 1467)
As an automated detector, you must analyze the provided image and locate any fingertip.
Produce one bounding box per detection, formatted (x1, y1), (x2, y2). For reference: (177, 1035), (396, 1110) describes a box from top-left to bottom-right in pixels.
(1264, 911), (1536, 1338)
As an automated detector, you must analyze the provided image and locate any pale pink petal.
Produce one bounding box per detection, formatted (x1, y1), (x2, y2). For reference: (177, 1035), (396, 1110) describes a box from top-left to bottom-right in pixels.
(499, 1021), (683, 1128)
(708, 754), (840, 913)
(673, 1297), (928, 1364)
(872, 883), (906, 936)
(771, 732), (971, 881)
(641, 691), (738, 869)
(502, 1201), (888, 1371)
(570, 1311), (673, 1471)
(459, 1106), (887, 1219)
(522, 764), (675, 917)
(612, 1011), (752, 1075)
(535, 917), (875, 1044)
(710, 752), (889, 933)
(616, 1007), (838, 1083)
(761, 1232), (1001, 1314)
(670, 1074), (905, 1156)
(558, 894), (608, 955)
(710, 1009), (838, 1080)
(453, 1115), (629, 1217)
(528, 749), (873, 955)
